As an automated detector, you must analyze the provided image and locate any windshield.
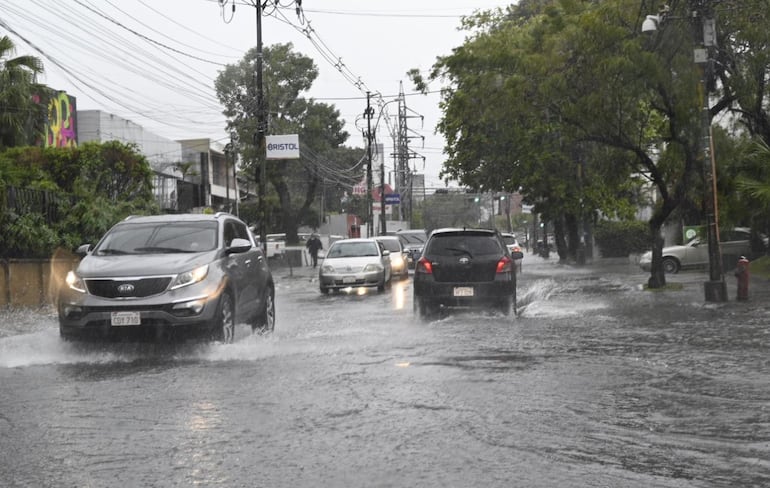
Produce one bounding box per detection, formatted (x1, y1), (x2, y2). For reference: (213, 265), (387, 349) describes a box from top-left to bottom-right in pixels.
(327, 241), (379, 258)
(377, 239), (401, 252)
(398, 232), (426, 246)
(427, 234), (503, 257)
(95, 221), (218, 254)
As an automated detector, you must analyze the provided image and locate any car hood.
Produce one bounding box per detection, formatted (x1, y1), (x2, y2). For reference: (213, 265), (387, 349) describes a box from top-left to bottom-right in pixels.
(323, 256), (382, 269)
(77, 251), (217, 278)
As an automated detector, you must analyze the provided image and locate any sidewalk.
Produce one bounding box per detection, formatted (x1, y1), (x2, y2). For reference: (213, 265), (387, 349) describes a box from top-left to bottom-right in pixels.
(269, 259), (319, 280)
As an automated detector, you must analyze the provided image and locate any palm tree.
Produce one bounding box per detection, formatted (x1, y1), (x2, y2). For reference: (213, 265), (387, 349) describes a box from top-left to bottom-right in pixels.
(0, 35), (46, 149)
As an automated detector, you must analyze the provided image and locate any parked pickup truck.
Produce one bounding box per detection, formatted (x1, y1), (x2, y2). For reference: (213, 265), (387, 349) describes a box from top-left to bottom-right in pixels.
(265, 233), (286, 259)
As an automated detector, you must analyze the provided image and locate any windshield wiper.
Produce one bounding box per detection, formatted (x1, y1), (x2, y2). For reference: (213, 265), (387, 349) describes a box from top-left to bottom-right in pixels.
(96, 249), (132, 255)
(134, 246), (194, 254)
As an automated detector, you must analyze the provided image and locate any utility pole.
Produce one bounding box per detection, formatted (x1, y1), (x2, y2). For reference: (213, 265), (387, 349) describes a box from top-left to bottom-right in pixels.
(380, 144), (387, 236)
(218, 0), (304, 244)
(696, 0), (726, 301)
(231, 131), (239, 217)
(255, 1), (267, 252)
(365, 92), (374, 237)
(394, 82), (425, 226)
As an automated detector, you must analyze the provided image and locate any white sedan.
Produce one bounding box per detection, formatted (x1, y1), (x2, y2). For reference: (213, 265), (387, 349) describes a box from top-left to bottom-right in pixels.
(319, 238), (392, 294)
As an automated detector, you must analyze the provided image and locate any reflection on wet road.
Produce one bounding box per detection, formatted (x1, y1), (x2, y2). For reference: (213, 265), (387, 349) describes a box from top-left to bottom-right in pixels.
(1, 259), (768, 487)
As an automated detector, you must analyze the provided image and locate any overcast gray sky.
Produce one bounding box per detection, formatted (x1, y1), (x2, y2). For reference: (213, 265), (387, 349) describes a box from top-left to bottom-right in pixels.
(0, 1), (504, 187)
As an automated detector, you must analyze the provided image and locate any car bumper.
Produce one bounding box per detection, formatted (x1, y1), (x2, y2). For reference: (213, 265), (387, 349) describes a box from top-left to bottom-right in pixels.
(58, 289), (223, 341)
(414, 278), (515, 306)
(319, 270), (385, 290)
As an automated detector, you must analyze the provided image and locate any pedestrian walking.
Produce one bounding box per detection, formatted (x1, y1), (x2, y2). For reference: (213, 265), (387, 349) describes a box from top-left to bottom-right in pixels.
(306, 233), (323, 268)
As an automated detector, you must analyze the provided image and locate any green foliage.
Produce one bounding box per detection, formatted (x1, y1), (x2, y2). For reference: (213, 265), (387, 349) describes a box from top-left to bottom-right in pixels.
(0, 36), (47, 149)
(0, 142), (158, 258)
(215, 43), (354, 238)
(594, 220), (648, 258)
(0, 212), (60, 258)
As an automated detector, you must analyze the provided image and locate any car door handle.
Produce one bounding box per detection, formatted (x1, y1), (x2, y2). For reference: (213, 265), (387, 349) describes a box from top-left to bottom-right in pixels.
(245, 259), (252, 265)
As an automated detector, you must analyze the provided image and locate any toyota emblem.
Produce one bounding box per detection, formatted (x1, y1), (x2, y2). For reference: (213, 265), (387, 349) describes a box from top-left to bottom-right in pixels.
(459, 257), (470, 265)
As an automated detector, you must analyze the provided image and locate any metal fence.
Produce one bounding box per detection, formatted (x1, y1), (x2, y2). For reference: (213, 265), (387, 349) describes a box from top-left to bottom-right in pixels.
(2, 186), (76, 225)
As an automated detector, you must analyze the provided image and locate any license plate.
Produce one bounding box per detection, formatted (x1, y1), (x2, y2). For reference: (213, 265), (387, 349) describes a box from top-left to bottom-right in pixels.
(111, 311), (141, 326)
(342, 276), (356, 284)
(453, 286), (474, 297)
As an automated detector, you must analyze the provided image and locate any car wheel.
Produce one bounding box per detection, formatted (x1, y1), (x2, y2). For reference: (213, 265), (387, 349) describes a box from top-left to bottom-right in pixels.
(253, 287), (275, 334)
(320, 286), (329, 294)
(414, 296), (436, 320)
(377, 277), (386, 292)
(212, 292), (235, 343)
(662, 257), (680, 274)
(59, 326), (74, 342)
(498, 296), (513, 316)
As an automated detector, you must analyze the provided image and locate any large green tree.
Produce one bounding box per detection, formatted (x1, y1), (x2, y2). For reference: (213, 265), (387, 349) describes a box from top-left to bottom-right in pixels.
(0, 35), (47, 149)
(215, 43), (354, 244)
(421, 0), (766, 288)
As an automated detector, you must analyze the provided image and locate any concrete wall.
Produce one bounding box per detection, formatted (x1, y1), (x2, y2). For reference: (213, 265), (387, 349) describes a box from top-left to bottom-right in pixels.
(0, 259), (77, 308)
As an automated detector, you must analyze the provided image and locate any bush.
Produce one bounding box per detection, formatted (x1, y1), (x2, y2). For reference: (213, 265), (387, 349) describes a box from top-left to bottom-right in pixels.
(0, 212), (61, 258)
(594, 220), (648, 257)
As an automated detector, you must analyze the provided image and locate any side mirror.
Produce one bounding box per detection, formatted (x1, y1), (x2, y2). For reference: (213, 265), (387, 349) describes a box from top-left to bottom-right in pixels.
(382, 250), (390, 257)
(75, 244), (91, 256)
(227, 238), (253, 254)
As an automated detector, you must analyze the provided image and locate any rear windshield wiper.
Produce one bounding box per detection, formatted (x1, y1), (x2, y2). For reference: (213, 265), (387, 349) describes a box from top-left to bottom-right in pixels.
(444, 247), (473, 258)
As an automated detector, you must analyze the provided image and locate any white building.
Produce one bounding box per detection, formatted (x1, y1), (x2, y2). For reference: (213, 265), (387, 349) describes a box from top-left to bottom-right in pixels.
(76, 110), (239, 212)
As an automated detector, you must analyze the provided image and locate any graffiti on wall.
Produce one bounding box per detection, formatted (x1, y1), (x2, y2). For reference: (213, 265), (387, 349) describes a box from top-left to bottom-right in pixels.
(46, 91), (77, 148)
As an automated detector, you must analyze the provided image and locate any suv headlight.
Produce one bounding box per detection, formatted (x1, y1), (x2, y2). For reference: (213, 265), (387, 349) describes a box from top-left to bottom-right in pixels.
(65, 271), (86, 293)
(170, 265), (209, 290)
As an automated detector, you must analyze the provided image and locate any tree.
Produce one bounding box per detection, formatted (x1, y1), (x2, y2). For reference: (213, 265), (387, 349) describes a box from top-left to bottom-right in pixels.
(215, 43), (353, 244)
(0, 35), (47, 149)
(422, 0), (757, 288)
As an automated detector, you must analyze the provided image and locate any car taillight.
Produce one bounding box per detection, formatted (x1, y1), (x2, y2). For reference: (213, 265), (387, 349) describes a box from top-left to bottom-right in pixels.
(496, 256), (512, 273)
(512, 246), (521, 253)
(416, 257), (433, 274)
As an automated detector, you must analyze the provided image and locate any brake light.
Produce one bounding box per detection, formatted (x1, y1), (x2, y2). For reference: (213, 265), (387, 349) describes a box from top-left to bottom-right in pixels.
(496, 255), (512, 273)
(416, 257), (433, 274)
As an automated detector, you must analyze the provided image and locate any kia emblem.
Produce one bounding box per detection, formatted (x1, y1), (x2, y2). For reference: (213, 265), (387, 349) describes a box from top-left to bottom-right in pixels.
(117, 283), (135, 295)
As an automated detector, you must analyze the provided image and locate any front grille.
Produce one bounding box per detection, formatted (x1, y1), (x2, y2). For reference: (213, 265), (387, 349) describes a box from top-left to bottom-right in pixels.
(86, 277), (172, 298)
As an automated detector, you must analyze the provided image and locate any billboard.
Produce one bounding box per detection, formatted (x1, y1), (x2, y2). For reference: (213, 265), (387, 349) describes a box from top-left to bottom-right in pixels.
(266, 134), (300, 159)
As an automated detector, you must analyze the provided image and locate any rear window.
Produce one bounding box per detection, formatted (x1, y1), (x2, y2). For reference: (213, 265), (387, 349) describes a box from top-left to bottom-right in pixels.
(426, 233), (503, 257)
(501, 235), (517, 246)
(377, 239), (401, 252)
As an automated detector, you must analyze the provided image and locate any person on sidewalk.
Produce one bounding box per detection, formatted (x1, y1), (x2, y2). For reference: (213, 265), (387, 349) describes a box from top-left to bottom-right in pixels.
(306, 233), (323, 268)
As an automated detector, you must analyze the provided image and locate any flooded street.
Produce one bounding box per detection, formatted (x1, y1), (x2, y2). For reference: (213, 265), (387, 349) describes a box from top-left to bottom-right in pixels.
(1, 258), (769, 487)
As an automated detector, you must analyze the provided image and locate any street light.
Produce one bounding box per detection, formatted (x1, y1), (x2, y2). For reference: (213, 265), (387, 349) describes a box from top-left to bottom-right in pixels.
(643, 2), (726, 302)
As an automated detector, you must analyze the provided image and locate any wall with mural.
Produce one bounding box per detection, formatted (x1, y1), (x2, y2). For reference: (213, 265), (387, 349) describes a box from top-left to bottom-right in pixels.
(45, 91), (78, 148)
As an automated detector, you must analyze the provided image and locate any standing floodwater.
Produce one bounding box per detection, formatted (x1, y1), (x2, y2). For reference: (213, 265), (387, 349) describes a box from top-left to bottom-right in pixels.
(1, 257), (768, 487)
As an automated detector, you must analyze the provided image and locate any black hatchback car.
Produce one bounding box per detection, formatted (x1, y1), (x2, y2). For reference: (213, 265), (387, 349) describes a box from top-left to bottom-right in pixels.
(58, 213), (276, 342)
(413, 228), (523, 319)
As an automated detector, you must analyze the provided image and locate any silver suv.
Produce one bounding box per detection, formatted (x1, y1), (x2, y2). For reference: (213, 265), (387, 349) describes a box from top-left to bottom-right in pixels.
(58, 213), (275, 342)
